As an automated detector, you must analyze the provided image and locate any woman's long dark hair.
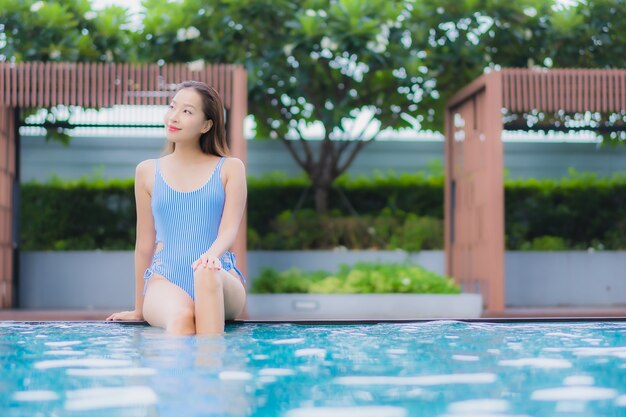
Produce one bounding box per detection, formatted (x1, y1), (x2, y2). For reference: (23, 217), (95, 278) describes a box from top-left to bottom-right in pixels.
(164, 80), (229, 156)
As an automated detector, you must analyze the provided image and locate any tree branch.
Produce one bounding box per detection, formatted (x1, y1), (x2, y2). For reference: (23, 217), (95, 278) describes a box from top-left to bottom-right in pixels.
(337, 139), (351, 154)
(294, 123), (314, 169)
(320, 132), (333, 180)
(337, 135), (377, 176)
(279, 136), (308, 172)
(335, 113), (378, 172)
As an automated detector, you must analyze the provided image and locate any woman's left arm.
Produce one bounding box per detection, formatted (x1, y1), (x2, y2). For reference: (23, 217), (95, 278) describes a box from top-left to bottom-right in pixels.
(196, 157), (247, 266)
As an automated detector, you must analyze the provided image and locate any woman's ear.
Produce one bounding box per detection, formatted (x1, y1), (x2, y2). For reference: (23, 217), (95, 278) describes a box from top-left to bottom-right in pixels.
(202, 120), (214, 134)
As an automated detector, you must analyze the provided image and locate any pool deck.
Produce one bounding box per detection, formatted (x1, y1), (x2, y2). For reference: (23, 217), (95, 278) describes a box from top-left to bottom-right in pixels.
(1, 307), (626, 322)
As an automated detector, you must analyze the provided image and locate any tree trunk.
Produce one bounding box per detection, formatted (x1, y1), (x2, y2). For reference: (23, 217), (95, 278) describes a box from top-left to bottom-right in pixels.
(310, 137), (335, 213)
(282, 135), (374, 214)
(314, 184), (329, 213)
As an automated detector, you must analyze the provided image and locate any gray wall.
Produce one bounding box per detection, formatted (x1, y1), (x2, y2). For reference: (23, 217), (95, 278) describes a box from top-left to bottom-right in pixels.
(505, 251), (626, 307)
(20, 136), (626, 182)
(19, 250), (626, 309)
(503, 141), (626, 179)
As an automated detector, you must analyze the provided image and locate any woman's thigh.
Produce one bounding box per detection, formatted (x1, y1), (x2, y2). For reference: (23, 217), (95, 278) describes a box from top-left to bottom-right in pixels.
(143, 275), (195, 329)
(220, 270), (247, 320)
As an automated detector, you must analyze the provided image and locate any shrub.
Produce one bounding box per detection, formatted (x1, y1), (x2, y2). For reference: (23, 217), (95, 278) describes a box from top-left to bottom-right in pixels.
(250, 208), (443, 251)
(519, 235), (569, 251)
(386, 213), (444, 251)
(603, 218), (626, 250)
(250, 262), (461, 294)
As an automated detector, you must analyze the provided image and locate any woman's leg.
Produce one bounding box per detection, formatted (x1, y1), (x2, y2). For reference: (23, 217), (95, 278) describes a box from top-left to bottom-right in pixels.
(193, 268), (246, 335)
(143, 275), (196, 335)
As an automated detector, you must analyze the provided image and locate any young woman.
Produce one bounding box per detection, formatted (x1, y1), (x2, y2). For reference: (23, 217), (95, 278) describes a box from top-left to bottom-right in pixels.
(106, 81), (247, 335)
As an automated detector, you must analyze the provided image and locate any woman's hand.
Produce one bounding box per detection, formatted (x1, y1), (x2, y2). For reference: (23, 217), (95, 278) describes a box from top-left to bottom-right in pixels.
(106, 310), (144, 322)
(192, 252), (222, 272)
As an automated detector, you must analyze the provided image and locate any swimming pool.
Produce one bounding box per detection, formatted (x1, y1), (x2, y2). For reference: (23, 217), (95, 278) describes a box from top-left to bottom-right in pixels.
(1, 320), (626, 416)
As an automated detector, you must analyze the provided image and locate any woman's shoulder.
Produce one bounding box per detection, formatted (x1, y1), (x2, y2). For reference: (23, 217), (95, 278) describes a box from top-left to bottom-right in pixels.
(220, 157), (246, 182)
(222, 156), (245, 172)
(135, 159), (157, 180)
(222, 156), (244, 167)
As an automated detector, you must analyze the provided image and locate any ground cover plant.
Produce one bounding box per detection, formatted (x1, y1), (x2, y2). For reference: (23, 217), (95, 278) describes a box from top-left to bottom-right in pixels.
(250, 262), (461, 294)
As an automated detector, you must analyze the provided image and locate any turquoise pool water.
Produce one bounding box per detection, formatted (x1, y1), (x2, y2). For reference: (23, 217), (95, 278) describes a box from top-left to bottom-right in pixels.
(1, 321), (626, 416)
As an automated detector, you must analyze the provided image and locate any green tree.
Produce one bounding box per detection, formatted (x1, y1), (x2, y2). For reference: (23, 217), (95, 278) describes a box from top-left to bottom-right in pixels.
(136, 0), (254, 63)
(240, 0), (422, 212)
(0, 0), (135, 62)
(3, 0), (625, 202)
(408, 0), (626, 137)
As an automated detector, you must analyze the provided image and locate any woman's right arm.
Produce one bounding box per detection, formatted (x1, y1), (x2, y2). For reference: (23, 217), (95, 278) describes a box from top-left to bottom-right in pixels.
(106, 160), (155, 321)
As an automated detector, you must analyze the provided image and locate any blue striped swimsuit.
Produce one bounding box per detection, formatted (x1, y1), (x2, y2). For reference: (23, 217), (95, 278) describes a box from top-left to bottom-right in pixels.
(143, 156), (246, 300)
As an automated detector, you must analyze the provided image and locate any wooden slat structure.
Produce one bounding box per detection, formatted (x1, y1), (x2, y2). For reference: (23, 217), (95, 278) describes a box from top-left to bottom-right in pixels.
(0, 106), (15, 309)
(0, 62), (248, 308)
(445, 68), (626, 314)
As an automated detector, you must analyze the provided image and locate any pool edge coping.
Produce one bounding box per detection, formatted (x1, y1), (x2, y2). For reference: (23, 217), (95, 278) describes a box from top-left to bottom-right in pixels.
(3, 317), (626, 326)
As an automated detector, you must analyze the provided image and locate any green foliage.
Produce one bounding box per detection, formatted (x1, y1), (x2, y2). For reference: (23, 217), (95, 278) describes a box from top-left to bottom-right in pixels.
(337, 172), (445, 218)
(231, 0), (426, 211)
(252, 208), (442, 251)
(405, 0), (626, 135)
(519, 235), (569, 251)
(4, 0), (626, 136)
(504, 172), (626, 250)
(246, 170), (445, 237)
(135, 0), (287, 66)
(603, 218), (626, 250)
(0, 0), (136, 62)
(250, 267), (327, 294)
(387, 214), (444, 251)
(241, 0), (420, 136)
(250, 262), (461, 294)
(20, 176), (135, 251)
(545, 0), (626, 69)
(19, 171), (626, 251)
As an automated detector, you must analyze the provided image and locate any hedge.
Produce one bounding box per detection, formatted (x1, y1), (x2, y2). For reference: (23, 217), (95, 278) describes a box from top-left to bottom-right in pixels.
(20, 177), (135, 250)
(19, 172), (626, 250)
(246, 172), (444, 236)
(504, 173), (626, 250)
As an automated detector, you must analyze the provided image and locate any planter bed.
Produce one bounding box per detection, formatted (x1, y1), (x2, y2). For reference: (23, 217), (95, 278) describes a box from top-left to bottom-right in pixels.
(245, 293), (483, 320)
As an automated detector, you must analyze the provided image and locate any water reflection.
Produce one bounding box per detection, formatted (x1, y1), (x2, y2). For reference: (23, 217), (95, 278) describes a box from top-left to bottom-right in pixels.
(135, 327), (253, 416)
(195, 336), (227, 368)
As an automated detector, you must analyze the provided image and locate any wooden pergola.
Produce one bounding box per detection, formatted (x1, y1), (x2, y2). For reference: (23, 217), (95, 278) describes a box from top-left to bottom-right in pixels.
(445, 68), (626, 314)
(0, 62), (248, 308)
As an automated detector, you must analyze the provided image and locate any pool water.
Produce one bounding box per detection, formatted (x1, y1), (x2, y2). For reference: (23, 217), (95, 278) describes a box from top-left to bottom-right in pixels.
(1, 321), (626, 417)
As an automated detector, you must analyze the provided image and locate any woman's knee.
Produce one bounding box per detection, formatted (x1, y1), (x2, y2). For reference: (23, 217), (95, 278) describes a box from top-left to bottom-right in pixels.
(167, 308), (196, 335)
(193, 268), (223, 293)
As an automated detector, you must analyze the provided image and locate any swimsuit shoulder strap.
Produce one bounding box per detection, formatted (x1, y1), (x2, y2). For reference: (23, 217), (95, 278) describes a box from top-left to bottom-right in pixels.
(153, 158), (164, 189)
(216, 156), (226, 170)
(213, 157), (227, 180)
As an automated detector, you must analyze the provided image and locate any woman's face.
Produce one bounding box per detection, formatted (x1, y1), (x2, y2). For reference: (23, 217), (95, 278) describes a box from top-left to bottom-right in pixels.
(164, 88), (212, 144)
